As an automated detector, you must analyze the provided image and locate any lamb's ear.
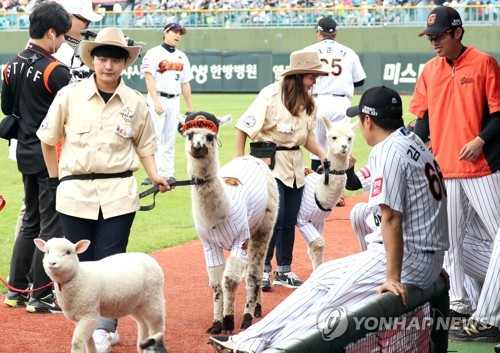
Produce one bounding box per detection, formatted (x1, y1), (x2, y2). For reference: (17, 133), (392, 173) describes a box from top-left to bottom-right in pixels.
(217, 114), (232, 127)
(75, 240), (91, 254)
(34, 239), (47, 252)
(322, 116), (332, 130)
(176, 114), (187, 125)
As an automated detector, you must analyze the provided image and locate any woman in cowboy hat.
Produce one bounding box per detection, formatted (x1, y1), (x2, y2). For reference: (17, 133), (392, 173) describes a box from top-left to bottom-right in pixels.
(234, 49), (332, 291)
(37, 27), (170, 353)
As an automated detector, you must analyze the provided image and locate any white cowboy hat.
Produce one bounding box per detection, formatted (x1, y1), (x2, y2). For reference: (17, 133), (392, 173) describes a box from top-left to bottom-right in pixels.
(281, 49), (334, 77)
(79, 27), (141, 71)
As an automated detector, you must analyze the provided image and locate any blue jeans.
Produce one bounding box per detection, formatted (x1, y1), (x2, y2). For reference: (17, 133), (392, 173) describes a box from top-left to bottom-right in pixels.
(265, 179), (303, 273)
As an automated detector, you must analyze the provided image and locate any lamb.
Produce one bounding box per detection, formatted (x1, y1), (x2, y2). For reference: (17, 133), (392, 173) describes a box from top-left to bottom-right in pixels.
(297, 117), (356, 270)
(178, 112), (279, 334)
(34, 237), (167, 353)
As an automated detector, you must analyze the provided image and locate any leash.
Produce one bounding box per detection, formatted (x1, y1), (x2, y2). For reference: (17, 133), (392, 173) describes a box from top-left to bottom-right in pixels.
(322, 159), (346, 185)
(139, 177), (208, 211)
(0, 276), (54, 294)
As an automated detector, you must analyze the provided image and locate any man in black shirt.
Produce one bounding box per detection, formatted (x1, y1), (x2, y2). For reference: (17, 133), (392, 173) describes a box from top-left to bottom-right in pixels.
(1, 1), (72, 313)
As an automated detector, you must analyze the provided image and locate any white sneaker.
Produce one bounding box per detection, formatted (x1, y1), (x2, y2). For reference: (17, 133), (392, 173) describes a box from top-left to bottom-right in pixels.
(93, 329), (120, 353)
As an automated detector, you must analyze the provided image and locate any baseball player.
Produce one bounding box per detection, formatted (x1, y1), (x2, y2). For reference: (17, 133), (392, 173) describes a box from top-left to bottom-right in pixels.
(209, 86), (449, 353)
(303, 17), (366, 174)
(140, 23), (193, 184)
(410, 6), (500, 341)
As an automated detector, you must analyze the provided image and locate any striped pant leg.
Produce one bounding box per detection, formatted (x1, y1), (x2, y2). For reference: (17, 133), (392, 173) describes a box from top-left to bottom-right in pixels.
(156, 97), (180, 177)
(463, 275), (483, 312)
(443, 178), (471, 314)
(350, 202), (372, 252)
(462, 213), (492, 281)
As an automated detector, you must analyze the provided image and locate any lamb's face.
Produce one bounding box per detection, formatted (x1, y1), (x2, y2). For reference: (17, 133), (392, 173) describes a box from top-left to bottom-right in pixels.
(41, 240), (79, 278)
(184, 128), (218, 159)
(326, 125), (355, 157)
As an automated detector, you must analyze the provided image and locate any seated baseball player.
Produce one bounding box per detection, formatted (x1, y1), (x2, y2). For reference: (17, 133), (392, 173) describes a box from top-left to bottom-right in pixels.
(208, 86), (449, 353)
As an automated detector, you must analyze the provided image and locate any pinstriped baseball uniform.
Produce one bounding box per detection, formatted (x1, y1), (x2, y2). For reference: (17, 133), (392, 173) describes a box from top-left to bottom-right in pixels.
(229, 127), (448, 353)
(303, 39), (366, 163)
(141, 46), (193, 177)
(195, 157), (269, 268)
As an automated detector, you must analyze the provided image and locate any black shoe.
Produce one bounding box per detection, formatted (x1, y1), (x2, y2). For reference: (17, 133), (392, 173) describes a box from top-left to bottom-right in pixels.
(448, 320), (500, 342)
(495, 343), (500, 353)
(448, 309), (471, 331)
(262, 272), (271, 292)
(26, 294), (62, 314)
(141, 177), (152, 186)
(208, 335), (234, 353)
(4, 291), (29, 307)
(273, 271), (303, 288)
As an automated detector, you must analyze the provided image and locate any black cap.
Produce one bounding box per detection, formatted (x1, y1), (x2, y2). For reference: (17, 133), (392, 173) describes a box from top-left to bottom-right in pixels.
(164, 23), (187, 35)
(183, 111), (219, 133)
(418, 6), (462, 37)
(317, 17), (337, 33)
(346, 86), (403, 120)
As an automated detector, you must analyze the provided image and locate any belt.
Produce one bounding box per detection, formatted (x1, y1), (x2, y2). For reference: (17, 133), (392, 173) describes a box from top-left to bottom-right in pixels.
(276, 146), (300, 151)
(313, 93), (345, 98)
(59, 171), (133, 183)
(158, 92), (180, 99)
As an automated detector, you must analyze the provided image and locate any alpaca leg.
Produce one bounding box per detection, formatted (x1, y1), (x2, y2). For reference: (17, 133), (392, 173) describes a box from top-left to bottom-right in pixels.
(307, 236), (325, 270)
(222, 256), (247, 332)
(206, 264), (225, 334)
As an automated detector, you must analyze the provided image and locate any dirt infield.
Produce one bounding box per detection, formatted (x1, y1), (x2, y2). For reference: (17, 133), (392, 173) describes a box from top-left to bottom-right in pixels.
(0, 194), (367, 353)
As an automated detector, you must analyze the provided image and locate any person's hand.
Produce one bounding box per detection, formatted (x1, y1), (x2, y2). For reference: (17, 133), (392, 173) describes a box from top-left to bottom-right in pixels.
(377, 279), (409, 307)
(348, 154), (357, 169)
(46, 177), (59, 206)
(150, 175), (172, 192)
(459, 136), (484, 162)
(154, 101), (165, 116)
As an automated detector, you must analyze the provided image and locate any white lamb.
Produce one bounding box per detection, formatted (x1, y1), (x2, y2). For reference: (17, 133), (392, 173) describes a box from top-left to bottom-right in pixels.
(297, 118), (356, 270)
(34, 237), (167, 353)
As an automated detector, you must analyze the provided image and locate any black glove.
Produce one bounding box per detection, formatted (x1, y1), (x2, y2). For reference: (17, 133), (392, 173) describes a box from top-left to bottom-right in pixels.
(46, 177), (59, 207)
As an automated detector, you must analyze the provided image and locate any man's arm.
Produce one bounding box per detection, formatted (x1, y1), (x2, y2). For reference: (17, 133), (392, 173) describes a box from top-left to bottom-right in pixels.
(181, 82), (193, 112)
(144, 72), (164, 116)
(235, 128), (248, 157)
(41, 142), (59, 177)
(376, 204), (408, 306)
(413, 111), (430, 143)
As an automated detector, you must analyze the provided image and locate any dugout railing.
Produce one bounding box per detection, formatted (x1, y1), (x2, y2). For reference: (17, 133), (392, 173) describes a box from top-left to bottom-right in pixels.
(262, 274), (449, 353)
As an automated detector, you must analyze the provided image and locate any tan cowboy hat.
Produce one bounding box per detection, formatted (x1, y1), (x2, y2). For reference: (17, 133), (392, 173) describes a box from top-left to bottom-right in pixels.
(79, 27), (141, 71)
(281, 49), (334, 77)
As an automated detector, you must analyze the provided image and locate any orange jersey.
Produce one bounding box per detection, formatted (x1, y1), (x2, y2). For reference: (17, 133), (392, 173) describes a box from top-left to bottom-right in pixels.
(409, 46), (500, 178)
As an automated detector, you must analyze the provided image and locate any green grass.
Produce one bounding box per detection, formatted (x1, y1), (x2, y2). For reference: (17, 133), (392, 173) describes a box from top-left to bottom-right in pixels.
(0, 94), (496, 353)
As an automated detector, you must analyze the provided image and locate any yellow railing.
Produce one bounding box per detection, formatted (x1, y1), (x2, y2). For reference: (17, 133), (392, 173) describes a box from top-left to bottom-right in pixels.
(0, 5), (498, 30)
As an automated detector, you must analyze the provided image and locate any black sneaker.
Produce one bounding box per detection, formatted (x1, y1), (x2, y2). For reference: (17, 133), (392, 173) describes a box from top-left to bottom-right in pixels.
(449, 309), (471, 331)
(141, 177), (152, 186)
(262, 272), (271, 292)
(4, 291), (29, 307)
(273, 271), (303, 288)
(448, 320), (500, 342)
(26, 294), (62, 314)
(208, 335), (234, 353)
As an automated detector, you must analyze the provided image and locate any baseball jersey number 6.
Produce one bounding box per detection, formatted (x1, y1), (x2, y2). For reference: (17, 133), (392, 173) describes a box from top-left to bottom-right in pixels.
(424, 161), (447, 201)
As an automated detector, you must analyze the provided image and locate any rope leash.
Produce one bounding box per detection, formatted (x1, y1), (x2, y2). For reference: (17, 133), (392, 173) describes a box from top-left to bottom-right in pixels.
(0, 276), (54, 294)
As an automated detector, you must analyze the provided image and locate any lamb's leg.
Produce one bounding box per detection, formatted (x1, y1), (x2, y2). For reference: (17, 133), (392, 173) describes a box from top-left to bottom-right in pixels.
(206, 264), (225, 334)
(307, 236), (325, 270)
(72, 317), (99, 353)
(222, 256), (247, 332)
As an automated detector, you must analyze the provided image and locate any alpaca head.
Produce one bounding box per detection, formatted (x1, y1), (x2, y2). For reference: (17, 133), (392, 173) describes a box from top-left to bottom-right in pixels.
(323, 117), (356, 164)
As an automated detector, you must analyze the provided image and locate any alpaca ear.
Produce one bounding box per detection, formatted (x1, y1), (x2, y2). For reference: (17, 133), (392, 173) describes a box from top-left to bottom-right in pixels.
(176, 114), (187, 125)
(322, 116), (331, 130)
(217, 114), (232, 126)
(349, 120), (359, 130)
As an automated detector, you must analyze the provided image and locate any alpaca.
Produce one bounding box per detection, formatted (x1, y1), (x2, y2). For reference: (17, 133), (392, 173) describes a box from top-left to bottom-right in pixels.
(297, 117), (356, 270)
(178, 112), (279, 334)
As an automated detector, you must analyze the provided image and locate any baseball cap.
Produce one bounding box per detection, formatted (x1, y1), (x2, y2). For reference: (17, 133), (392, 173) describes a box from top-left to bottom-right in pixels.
(317, 17), (337, 33)
(58, 0), (103, 22)
(418, 6), (463, 37)
(346, 86), (403, 120)
(183, 112), (219, 133)
(164, 23), (187, 35)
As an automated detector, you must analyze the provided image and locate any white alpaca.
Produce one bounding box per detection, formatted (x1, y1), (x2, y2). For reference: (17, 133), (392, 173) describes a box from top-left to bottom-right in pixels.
(297, 117), (356, 270)
(34, 238), (166, 353)
(178, 112), (279, 334)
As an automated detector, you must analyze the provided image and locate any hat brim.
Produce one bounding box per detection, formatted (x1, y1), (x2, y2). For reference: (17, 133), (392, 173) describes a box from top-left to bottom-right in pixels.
(346, 105), (360, 118)
(79, 12), (103, 22)
(79, 41), (141, 71)
(418, 26), (450, 37)
(281, 63), (334, 77)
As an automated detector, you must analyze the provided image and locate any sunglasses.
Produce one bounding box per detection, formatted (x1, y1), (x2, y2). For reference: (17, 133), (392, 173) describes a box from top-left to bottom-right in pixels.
(74, 14), (91, 28)
(426, 29), (452, 42)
